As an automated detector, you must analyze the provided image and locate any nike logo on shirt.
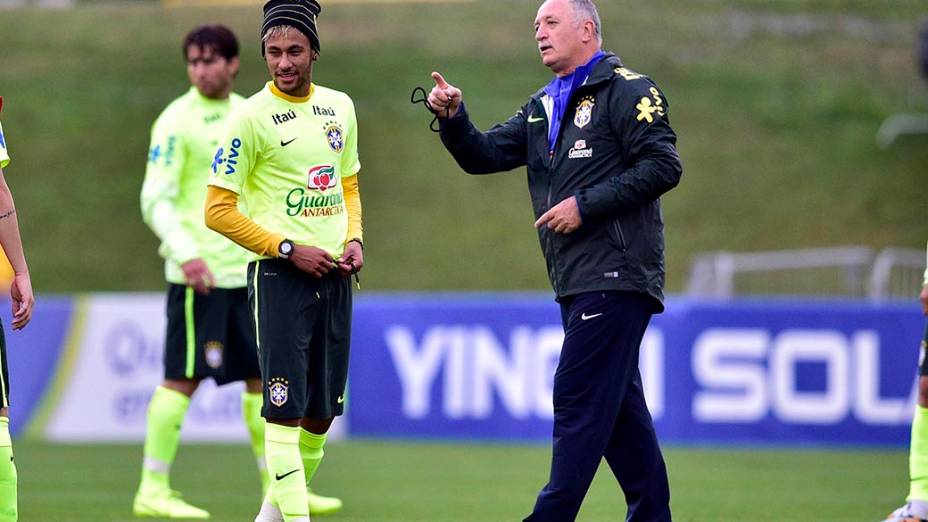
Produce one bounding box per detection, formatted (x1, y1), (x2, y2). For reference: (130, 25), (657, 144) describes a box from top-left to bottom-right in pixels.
(527, 115), (545, 123)
(281, 138), (297, 147)
(581, 312), (603, 321)
(276, 469), (300, 481)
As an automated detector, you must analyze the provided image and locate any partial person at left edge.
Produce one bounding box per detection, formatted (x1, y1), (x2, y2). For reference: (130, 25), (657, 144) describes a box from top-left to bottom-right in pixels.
(0, 96), (38, 522)
(136, 25), (341, 520)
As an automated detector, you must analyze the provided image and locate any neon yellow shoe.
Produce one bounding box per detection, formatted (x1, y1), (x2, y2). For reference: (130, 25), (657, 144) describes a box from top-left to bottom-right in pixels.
(307, 488), (342, 515)
(133, 489), (211, 519)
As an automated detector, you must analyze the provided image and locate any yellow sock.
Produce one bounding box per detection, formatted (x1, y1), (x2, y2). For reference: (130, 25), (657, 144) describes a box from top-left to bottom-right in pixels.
(139, 386), (189, 493)
(0, 418), (17, 522)
(265, 423), (308, 520)
(299, 429), (326, 487)
(241, 392), (269, 496)
(910, 405), (928, 500)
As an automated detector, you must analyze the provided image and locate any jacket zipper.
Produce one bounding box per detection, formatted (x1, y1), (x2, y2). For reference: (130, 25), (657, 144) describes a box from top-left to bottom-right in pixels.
(612, 218), (627, 251)
(546, 146), (560, 295)
(536, 96), (561, 295)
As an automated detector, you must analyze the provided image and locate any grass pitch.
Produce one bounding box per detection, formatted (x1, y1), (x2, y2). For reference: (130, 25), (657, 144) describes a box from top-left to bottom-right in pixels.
(14, 439), (906, 521)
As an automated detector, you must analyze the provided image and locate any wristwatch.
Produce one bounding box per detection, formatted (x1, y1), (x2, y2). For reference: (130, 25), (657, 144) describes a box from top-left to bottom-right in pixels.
(278, 239), (295, 260)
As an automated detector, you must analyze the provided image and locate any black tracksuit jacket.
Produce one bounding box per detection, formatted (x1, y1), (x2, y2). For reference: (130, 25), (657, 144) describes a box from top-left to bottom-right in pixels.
(438, 53), (683, 311)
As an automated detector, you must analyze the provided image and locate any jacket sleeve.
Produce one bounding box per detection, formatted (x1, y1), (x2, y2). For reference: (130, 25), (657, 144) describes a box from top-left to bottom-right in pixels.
(437, 103), (528, 174)
(575, 78), (682, 219)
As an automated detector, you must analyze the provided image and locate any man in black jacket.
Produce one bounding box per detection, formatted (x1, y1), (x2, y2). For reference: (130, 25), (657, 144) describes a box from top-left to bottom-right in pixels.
(426, 0), (681, 520)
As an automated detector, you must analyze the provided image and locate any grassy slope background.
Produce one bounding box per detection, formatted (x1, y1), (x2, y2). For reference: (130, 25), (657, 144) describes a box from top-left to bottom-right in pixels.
(0, 0), (925, 292)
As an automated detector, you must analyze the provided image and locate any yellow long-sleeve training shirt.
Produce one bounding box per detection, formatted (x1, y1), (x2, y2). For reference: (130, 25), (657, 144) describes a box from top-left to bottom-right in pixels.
(206, 82), (362, 258)
(140, 87), (252, 287)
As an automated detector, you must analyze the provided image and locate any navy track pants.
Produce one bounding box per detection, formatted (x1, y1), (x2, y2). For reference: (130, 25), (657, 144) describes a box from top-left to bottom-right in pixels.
(524, 291), (671, 522)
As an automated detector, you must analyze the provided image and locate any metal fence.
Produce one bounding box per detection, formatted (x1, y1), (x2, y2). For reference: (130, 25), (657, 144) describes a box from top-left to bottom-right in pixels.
(687, 246), (925, 300)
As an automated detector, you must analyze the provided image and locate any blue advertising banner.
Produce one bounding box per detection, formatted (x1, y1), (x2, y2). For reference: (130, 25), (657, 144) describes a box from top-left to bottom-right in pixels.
(0, 292), (919, 445)
(0, 297), (73, 435)
(349, 295), (922, 447)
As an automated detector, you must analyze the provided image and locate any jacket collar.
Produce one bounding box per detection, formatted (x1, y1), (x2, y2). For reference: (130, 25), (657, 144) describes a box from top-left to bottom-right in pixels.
(530, 52), (623, 101)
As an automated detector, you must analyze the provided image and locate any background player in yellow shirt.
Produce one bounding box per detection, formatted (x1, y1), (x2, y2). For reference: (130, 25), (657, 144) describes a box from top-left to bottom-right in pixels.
(0, 97), (37, 521)
(137, 25), (341, 519)
(206, 2), (363, 520)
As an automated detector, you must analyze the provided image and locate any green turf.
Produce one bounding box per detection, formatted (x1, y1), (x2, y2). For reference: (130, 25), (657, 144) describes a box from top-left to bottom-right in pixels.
(0, 1), (926, 293)
(11, 440), (907, 521)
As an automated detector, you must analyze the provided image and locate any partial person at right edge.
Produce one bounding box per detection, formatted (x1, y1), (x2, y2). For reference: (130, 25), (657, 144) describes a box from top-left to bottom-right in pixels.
(880, 243), (928, 522)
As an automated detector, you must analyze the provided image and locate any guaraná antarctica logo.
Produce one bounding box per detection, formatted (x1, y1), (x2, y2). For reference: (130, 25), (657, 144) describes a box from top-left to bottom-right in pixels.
(268, 377), (289, 407)
(307, 164), (338, 192)
(285, 164), (344, 217)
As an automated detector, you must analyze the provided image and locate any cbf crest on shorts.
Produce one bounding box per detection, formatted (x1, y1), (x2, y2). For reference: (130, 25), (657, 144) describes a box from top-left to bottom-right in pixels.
(574, 96), (595, 129)
(269, 377), (290, 407)
(324, 120), (344, 153)
(204, 340), (224, 369)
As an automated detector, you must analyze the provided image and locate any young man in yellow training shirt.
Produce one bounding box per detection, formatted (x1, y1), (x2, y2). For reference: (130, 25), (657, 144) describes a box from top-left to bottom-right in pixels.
(205, 2), (363, 521)
(138, 24), (342, 519)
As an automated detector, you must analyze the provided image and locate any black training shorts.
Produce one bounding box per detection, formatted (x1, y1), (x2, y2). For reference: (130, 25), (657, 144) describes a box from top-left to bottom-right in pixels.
(0, 321), (9, 408)
(163, 284), (261, 385)
(248, 259), (352, 420)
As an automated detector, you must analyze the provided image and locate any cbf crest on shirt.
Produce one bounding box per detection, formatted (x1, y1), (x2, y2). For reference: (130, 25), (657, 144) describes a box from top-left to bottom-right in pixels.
(574, 96), (595, 129)
(209, 82), (361, 260)
(324, 120), (345, 153)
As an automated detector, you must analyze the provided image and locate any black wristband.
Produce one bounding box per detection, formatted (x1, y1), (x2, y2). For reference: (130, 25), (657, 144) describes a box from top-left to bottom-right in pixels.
(348, 238), (364, 250)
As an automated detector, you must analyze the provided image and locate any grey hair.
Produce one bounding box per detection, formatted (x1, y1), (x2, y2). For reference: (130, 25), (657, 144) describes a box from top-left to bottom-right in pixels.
(262, 25), (295, 43)
(570, 0), (602, 44)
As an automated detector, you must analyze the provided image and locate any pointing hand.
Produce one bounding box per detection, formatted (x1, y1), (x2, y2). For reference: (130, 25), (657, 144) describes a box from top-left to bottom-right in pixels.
(427, 72), (463, 119)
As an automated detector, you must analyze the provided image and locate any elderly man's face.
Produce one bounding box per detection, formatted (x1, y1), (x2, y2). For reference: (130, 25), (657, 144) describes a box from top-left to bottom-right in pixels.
(534, 0), (587, 76)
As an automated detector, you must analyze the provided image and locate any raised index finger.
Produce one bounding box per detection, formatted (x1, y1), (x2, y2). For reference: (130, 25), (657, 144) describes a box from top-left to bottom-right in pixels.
(431, 71), (449, 89)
